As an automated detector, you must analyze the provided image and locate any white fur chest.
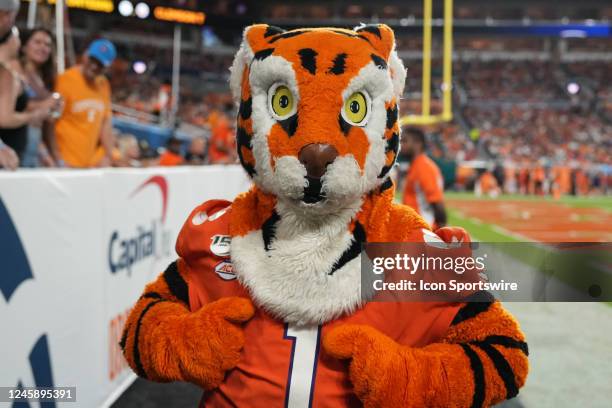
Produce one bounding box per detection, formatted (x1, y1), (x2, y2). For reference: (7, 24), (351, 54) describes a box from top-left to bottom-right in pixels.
(230, 204), (364, 326)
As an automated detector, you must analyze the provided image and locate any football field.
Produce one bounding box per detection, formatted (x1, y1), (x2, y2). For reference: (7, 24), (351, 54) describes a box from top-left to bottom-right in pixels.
(445, 192), (612, 408)
(446, 193), (612, 243)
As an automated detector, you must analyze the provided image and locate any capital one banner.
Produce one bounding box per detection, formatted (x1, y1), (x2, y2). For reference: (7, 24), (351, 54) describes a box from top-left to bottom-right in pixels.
(0, 166), (251, 407)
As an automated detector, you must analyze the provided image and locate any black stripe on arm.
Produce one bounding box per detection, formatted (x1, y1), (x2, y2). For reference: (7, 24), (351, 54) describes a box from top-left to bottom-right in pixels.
(298, 48), (318, 75)
(473, 342), (519, 399)
(329, 222), (366, 275)
(133, 299), (166, 379)
(460, 344), (486, 408)
(451, 291), (495, 326)
(140, 292), (162, 300)
(481, 335), (529, 356)
(119, 323), (130, 351)
(163, 261), (190, 305)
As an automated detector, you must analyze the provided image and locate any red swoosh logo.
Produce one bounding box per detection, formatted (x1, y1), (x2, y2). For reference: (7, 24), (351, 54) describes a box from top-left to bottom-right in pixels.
(130, 175), (169, 223)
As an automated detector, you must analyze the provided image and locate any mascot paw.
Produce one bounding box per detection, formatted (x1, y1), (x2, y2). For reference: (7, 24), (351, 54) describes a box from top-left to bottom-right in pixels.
(176, 297), (254, 389)
(434, 226), (471, 244)
(323, 324), (411, 407)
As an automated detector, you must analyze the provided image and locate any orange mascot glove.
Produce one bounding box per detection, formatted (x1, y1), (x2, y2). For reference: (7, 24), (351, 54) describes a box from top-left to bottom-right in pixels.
(123, 296), (254, 390)
(323, 227), (528, 407)
(434, 226), (471, 244)
(323, 325), (421, 407)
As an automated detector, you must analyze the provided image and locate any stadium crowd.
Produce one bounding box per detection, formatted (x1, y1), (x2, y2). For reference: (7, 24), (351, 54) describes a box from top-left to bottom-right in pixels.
(0, 0), (609, 197)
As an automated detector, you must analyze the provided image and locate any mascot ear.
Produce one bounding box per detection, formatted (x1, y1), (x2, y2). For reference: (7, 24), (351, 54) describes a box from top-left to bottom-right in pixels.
(355, 24), (406, 98)
(355, 24), (395, 60)
(229, 24), (287, 106)
(245, 24), (285, 53)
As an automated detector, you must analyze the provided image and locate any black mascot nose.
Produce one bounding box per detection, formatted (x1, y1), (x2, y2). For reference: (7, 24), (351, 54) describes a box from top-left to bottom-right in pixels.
(298, 143), (339, 179)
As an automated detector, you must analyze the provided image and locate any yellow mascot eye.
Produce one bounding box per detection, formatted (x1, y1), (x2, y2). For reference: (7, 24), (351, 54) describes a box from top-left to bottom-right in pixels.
(343, 92), (368, 125)
(271, 85), (294, 118)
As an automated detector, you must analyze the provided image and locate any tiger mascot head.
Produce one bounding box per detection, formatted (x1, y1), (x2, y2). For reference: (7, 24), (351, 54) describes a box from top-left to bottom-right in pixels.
(229, 24), (405, 214)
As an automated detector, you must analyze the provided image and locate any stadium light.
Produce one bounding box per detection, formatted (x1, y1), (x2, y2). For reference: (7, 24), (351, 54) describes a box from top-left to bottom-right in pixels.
(236, 2), (247, 15)
(133, 61), (147, 74)
(135, 2), (150, 19)
(566, 82), (580, 95)
(118, 1), (134, 17)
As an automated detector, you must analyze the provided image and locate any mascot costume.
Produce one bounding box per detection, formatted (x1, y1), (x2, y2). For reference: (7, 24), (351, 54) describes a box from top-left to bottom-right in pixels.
(122, 24), (529, 407)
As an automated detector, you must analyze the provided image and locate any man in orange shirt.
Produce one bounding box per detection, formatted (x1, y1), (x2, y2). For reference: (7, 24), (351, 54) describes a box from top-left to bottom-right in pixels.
(401, 127), (447, 229)
(207, 111), (236, 164)
(51, 39), (116, 167)
(158, 136), (184, 166)
(476, 169), (501, 197)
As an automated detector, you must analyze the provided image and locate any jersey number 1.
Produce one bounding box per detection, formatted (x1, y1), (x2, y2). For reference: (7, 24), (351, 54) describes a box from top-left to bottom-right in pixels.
(283, 324), (322, 408)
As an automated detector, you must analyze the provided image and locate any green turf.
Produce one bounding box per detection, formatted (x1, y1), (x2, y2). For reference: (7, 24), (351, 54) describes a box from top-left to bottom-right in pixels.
(394, 192), (612, 304)
(445, 193), (612, 303)
(447, 208), (522, 243)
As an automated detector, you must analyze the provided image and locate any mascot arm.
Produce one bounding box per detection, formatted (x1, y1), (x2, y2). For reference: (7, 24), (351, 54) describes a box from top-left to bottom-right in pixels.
(121, 260), (254, 389)
(324, 296), (528, 408)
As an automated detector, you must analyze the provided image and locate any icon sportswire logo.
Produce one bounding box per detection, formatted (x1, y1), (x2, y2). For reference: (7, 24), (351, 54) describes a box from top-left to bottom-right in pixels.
(108, 175), (173, 275)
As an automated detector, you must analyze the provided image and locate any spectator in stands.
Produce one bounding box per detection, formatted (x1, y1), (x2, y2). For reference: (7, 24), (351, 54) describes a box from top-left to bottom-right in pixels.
(0, 23), (53, 169)
(139, 140), (159, 167)
(153, 79), (172, 124)
(52, 39), (117, 167)
(475, 168), (501, 198)
(158, 136), (184, 166)
(0, 0), (17, 40)
(13, 28), (57, 167)
(401, 127), (447, 229)
(207, 110), (236, 164)
(0, 0), (20, 169)
(115, 134), (141, 167)
(185, 136), (206, 165)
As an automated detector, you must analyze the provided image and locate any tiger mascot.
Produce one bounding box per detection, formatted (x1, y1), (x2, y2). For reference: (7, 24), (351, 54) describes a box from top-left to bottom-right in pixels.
(121, 24), (528, 407)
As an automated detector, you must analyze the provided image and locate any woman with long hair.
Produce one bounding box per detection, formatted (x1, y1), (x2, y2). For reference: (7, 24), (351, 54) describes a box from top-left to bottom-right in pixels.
(0, 26), (54, 164)
(15, 27), (59, 166)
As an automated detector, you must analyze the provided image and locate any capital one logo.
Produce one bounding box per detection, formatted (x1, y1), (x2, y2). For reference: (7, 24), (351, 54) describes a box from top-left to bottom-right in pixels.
(0, 198), (56, 407)
(108, 175), (173, 275)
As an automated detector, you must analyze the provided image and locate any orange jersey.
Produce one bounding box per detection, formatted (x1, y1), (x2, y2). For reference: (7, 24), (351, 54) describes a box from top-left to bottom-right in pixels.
(54, 66), (112, 168)
(158, 151), (184, 166)
(479, 171), (499, 194)
(208, 118), (235, 164)
(402, 153), (444, 226)
(176, 200), (460, 407)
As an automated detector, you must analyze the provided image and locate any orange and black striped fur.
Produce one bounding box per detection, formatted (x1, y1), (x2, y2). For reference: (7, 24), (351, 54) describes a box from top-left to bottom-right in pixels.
(122, 24), (528, 407)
